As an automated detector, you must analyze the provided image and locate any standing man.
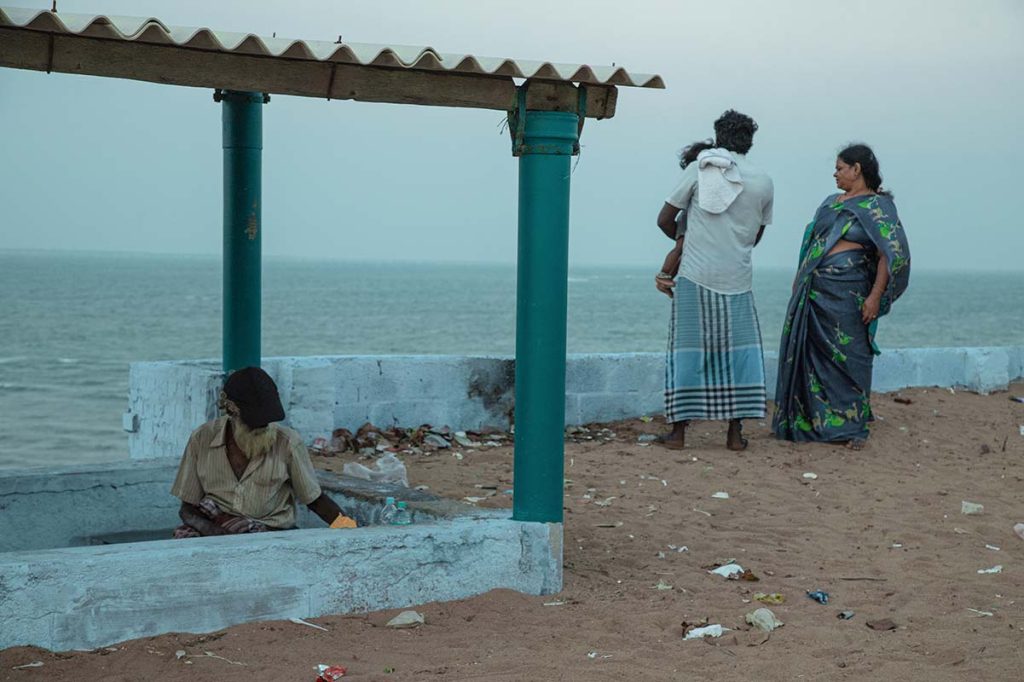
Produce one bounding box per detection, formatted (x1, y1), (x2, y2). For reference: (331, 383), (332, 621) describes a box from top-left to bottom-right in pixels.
(171, 366), (349, 537)
(654, 110), (773, 451)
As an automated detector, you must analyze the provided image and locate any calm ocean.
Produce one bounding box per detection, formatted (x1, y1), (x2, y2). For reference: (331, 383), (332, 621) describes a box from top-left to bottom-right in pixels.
(1, 250), (1021, 469)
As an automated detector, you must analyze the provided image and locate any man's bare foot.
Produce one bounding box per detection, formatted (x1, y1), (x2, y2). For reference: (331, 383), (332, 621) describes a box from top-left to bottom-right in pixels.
(726, 420), (748, 451)
(655, 422), (687, 450)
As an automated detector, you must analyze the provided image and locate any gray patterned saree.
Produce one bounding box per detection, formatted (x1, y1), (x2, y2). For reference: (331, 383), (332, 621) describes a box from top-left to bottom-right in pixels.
(773, 193), (910, 442)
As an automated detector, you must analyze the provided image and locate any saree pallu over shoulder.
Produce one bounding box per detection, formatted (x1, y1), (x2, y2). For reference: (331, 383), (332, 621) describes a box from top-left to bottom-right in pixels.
(773, 193), (911, 443)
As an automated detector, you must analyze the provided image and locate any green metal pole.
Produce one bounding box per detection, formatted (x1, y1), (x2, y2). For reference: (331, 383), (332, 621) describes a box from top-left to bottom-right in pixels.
(217, 90), (267, 373)
(512, 110), (578, 523)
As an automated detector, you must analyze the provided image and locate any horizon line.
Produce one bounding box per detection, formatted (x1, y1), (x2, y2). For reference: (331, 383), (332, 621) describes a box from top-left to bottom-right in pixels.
(1, 246), (1020, 275)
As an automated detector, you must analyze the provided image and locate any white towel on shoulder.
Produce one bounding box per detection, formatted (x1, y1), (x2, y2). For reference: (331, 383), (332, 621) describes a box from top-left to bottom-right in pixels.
(696, 148), (744, 214)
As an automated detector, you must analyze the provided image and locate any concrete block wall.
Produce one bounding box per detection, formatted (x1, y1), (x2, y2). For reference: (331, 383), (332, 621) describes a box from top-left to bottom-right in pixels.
(127, 347), (1024, 459)
(0, 513), (561, 651)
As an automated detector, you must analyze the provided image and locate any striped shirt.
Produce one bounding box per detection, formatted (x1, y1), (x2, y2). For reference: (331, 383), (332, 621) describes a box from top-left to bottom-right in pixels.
(170, 417), (321, 529)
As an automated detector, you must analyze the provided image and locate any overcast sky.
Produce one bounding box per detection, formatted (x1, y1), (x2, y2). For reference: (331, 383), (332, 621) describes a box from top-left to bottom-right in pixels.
(1, 0), (1021, 271)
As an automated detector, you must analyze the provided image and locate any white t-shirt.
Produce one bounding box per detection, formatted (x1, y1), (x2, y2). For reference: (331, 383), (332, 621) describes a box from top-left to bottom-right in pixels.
(665, 152), (774, 294)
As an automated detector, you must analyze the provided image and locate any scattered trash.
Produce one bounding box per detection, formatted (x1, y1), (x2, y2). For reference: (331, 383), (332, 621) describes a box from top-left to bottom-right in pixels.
(199, 651), (245, 666)
(711, 491), (730, 499)
(593, 496), (617, 507)
(342, 452), (408, 487)
(653, 579), (673, 591)
(893, 396), (913, 405)
(731, 569), (760, 582)
(692, 508), (713, 517)
(453, 431), (479, 447)
(977, 565), (1003, 574)
(1014, 523), (1024, 541)
(586, 651), (613, 659)
(837, 611), (855, 620)
(289, 617), (328, 631)
(543, 600), (565, 606)
(1010, 396), (1024, 403)
(315, 664), (348, 680)
(754, 592), (785, 605)
(330, 514), (357, 529)
(709, 563), (744, 578)
(986, 544), (1001, 551)
(386, 610), (425, 628)
(866, 618), (897, 631)
(966, 608), (994, 617)
(806, 590), (830, 604)
(316, 664), (348, 681)
(640, 415), (654, 423)
(595, 522), (623, 528)
(1020, 425), (1024, 437)
(891, 543), (903, 549)
(961, 501), (984, 515)
(423, 433), (451, 449)
(310, 437), (329, 453)
(667, 544), (688, 553)
(802, 472), (818, 480)
(637, 434), (657, 443)
(683, 624), (728, 641)
(11, 661), (44, 670)
(745, 607), (783, 633)
(175, 650), (187, 660)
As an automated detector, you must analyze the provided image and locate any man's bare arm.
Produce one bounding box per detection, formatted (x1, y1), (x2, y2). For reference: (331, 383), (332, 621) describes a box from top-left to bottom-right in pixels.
(657, 203), (680, 239)
(307, 493), (344, 526)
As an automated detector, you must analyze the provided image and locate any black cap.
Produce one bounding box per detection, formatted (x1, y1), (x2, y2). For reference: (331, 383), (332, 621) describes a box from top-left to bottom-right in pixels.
(223, 367), (285, 429)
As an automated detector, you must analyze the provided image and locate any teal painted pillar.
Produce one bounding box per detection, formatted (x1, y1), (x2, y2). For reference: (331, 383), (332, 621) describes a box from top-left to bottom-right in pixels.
(216, 90), (268, 373)
(511, 108), (579, 523)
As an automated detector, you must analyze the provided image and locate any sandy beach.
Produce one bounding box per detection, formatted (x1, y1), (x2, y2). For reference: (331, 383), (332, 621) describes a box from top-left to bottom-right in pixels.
(3, 384), (1023, 681)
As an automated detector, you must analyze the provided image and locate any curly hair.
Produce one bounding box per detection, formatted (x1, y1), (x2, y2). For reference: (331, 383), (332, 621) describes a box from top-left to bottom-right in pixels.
(713, 110), (758, 154)
(838, 143), (892, 197)
(678, 138), (715, 169)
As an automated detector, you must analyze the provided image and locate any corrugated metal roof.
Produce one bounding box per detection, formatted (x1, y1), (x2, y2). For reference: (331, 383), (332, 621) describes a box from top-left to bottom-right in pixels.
(0, 7), (665, 89)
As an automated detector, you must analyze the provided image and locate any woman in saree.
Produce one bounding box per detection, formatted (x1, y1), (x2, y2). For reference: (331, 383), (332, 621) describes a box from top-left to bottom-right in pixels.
(773, 144), (910, 447)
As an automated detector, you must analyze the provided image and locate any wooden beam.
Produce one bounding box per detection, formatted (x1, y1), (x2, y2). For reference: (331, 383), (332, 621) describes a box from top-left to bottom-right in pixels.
(0, 28), (617, 118)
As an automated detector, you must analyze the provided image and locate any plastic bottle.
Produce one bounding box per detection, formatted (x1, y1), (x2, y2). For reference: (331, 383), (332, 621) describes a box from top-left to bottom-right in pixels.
(380, 496), (397, 525)
(391, 501), (413, 526)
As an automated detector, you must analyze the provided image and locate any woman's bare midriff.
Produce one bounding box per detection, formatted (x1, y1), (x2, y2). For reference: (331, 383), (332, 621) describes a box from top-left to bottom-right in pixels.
(827, 239), (866, 256)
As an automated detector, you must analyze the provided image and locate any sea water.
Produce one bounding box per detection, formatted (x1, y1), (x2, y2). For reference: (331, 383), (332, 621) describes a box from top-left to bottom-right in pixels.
(1, 250), (1021, 468)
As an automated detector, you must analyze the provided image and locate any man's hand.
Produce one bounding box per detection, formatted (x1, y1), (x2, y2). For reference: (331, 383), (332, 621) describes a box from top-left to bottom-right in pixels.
(220, 515), (252, 534)
(655, 275), (676, 298)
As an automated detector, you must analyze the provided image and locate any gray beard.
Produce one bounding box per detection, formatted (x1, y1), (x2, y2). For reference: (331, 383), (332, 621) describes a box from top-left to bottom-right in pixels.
(231, 418), (278, 459)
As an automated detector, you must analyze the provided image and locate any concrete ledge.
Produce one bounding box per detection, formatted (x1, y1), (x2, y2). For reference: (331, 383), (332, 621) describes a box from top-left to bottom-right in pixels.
(0, 459), (562, 652)
(0, 515), (562, 652)
(127, 347), (1024, 459)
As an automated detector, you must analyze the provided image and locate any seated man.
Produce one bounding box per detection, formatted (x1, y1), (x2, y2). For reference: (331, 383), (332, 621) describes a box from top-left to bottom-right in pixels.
(171, 366), (347, 537)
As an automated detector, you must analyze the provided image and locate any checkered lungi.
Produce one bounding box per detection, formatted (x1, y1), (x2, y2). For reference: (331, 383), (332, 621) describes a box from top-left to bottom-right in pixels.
(664, 277), (767, 422)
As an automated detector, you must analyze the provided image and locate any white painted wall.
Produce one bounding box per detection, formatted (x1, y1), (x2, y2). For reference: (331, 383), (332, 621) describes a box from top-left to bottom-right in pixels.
(127, 347), (1024, 459)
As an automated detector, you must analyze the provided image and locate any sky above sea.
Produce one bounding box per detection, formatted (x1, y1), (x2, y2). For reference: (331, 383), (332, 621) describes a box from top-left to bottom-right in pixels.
(0, 0), (1022, 273)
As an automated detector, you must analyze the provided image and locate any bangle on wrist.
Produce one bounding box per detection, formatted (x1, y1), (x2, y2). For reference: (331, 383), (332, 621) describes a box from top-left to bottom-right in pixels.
(656, 271), (674, 280)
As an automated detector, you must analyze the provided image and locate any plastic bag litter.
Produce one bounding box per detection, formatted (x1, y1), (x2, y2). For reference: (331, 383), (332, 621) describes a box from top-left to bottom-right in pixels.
(745, 607), (783, 633)
(977, 565), (1003, 574)
(342, 452), (408, 487)
(683, 624), (728, 640)
(709, 563), (744, 578)
(1014, 523), (1024, 541)
(386, 610), (425, 628)
(961, 501), (984, 515)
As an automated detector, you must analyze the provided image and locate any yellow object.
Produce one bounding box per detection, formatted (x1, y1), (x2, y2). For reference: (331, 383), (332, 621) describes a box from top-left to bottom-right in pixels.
(753, 592), (785, 605)
(330, 514), (357, 529)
